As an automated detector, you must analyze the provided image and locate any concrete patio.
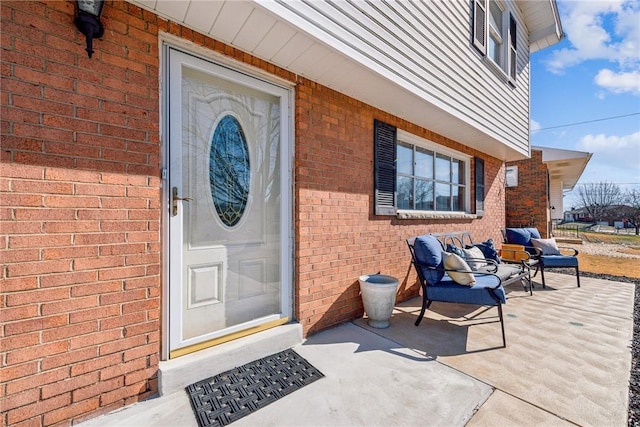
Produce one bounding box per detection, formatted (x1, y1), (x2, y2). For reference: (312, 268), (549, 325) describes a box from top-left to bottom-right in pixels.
(79, 272), (635, 427)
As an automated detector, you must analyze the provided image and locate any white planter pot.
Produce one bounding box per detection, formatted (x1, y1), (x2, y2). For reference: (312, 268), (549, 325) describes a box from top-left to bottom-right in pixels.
(358, 274), (399, 329)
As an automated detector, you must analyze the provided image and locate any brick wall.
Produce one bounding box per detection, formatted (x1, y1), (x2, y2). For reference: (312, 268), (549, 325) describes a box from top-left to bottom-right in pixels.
(294, 79), (507, 334)
(505, 149), (550, 237)
(1, 1), (508, 425)
(1, 1), (161, 425)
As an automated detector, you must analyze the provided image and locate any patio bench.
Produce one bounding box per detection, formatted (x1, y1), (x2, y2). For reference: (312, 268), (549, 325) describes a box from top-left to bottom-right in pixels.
(406, 232), (533, 347)
(428, 232), (533, 293)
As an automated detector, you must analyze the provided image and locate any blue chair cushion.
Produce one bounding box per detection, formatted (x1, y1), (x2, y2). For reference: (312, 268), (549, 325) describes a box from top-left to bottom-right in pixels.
(540, 255), (578, 268)
(413, 235), (445, 285)
(505, 228), (531, 246)
(526, 228), (541, 239)
(426, 274), (506, 305)
(505, 228), (539, 255)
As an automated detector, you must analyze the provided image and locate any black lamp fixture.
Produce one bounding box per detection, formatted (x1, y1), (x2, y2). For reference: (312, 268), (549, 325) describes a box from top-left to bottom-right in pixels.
(75, 0), (105, 58)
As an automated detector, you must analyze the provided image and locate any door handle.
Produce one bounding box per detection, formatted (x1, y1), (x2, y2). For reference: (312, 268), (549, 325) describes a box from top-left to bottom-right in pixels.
(172, 187), (193, 216)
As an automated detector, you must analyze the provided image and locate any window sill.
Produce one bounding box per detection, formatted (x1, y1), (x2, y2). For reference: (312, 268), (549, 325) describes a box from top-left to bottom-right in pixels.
(396, 210), (480, 220)
(484, 57), (517, 87)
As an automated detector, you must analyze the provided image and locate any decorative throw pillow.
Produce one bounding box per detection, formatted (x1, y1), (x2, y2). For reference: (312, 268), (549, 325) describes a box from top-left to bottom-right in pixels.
(505, 228), (532, 246)
(526, 227), (542, 239)
(530, 238), (562, 255)
(462, 246), (488, 271)
(442, 252), (476, 286)
(505, 228), (540, 255)
(445, 243), (465, 258)
(472, 240), (501, 264)
(413, 235), (445, 284)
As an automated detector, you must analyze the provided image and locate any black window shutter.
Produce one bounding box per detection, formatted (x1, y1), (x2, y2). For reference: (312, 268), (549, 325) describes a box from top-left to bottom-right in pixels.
(509, 14), (517, 82)
(472, 0), (487, 55)
(475, 157), (485, 215)
(374, 119), (397, 216)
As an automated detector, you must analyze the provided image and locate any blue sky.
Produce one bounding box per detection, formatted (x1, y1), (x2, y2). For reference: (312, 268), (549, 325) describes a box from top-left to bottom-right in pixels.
(530, 0), (640, 209)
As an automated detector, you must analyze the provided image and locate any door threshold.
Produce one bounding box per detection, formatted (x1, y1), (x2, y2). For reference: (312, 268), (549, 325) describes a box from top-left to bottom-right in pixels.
(158, 322), (303, 396)
(170, 317), (290, 359)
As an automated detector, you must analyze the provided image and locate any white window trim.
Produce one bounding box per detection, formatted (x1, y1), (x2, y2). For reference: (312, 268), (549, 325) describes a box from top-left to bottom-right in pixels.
(488, 0), (505, 66)
(475, 0), (516, 85)
(396, 130), (472, 218)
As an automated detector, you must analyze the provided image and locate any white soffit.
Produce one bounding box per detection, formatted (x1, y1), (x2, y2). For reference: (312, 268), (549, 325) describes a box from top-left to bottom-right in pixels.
(129, 0), (558, 162)
(516, 0), (564, 52)
(534, 146), (593, 190)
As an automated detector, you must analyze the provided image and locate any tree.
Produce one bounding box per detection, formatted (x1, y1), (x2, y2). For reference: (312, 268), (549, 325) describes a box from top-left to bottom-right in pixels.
(577, 182), (622, 223)
(622, 188), (640, 235)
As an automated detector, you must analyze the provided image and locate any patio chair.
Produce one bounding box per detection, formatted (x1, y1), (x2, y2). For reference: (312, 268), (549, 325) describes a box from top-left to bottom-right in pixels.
(503, 227), (580, 288)
(407, 234), (507, 347)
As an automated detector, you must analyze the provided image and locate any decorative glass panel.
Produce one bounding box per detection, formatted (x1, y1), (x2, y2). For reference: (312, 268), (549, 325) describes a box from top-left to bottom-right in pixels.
(210, 115), (250, 227)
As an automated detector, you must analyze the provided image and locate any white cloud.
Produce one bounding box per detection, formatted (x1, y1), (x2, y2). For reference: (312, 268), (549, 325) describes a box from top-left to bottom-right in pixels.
(545, 0), (640, 93)
(530, 119), (542, 134)
(576, 131), (640, 183)
(594, 69), (640, 94)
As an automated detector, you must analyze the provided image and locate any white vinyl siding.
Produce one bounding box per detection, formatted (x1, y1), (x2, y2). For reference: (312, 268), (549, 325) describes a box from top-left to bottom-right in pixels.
(261, 0), (531, 157)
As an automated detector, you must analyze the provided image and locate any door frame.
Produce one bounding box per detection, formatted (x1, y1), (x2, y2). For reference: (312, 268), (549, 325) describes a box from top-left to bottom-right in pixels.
(160, 37), (295, 361)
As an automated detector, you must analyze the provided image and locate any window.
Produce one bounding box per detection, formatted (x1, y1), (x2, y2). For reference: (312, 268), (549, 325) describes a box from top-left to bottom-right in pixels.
(397, 142), (467, 213)
(475, 157), (485, 215)
(473, 0), (517, 84)
(374, 120), (478, 216)
(488, 0), (504, 66)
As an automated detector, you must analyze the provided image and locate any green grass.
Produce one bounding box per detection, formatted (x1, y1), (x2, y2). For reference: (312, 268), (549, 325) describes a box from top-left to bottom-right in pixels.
(580, 232), (640, 246)
(556, 222), (593, 231)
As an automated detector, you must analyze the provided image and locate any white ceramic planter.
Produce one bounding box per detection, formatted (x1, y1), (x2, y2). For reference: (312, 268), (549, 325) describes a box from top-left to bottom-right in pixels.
(358, 274), (400, 329)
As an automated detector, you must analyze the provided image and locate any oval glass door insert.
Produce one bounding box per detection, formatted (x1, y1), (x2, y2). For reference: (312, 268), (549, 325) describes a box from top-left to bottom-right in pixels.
(209, 115), (250, 227)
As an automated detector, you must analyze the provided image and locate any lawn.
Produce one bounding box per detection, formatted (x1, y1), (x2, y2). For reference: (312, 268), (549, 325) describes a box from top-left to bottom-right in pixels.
(577, 231), (640, 279)
(578, 253), (640, 279)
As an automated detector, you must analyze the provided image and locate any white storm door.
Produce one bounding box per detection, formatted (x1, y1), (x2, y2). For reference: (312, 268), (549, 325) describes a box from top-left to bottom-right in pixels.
(167, 48), (292, 353)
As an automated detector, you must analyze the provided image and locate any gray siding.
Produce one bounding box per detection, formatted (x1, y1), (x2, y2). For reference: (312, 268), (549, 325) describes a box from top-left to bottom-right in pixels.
(265, 0), (531, 154)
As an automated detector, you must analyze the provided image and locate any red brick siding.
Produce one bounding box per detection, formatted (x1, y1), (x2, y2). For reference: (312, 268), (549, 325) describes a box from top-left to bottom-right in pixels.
(1, 1), (507, 425)
(1, 1), (161, 425)
(294, 79), (506, 334)
(505, 150), (550, 237)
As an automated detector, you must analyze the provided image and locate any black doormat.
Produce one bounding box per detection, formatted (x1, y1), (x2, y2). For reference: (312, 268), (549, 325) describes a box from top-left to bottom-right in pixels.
(185, 349), (324, 427)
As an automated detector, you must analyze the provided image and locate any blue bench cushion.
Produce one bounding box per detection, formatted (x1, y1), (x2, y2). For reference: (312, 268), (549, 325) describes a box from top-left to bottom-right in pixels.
(413, 234), (445, 285)
(540, 255), (578, 268)
(427, 274), (506, 305)
(478, 264), (522, 282)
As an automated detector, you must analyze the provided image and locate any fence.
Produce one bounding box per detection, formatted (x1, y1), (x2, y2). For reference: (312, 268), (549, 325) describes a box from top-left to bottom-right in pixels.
(552, 222), (636, 238)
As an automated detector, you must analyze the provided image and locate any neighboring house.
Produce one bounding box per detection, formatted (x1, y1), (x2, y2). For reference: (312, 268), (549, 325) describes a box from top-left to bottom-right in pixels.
(565, 205), (636, 227)
(505, 146), (591, 237)
(564, 207), (589, 222)
(0, 1), (563, 425)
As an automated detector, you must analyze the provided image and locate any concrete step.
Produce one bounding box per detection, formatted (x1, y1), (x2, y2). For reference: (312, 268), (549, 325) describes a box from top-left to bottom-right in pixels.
(158, 323), (303, 396)
(554, 237), (583, 245)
